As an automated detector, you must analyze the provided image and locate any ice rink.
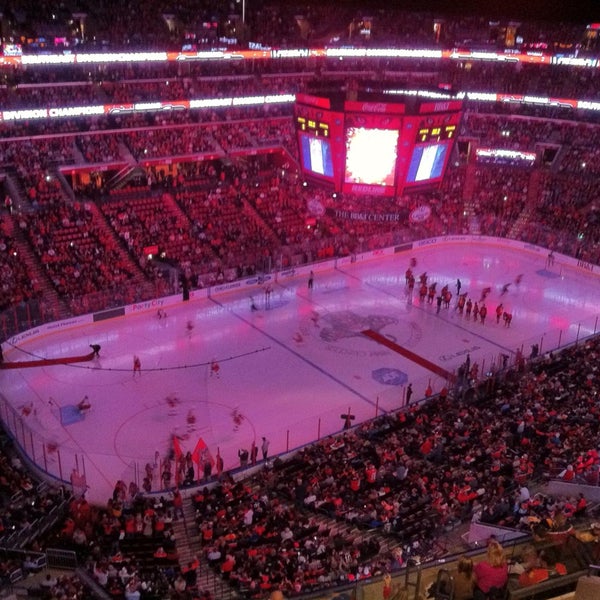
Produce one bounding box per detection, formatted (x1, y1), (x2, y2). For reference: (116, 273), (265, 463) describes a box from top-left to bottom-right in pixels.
(1, 240), (599, 505)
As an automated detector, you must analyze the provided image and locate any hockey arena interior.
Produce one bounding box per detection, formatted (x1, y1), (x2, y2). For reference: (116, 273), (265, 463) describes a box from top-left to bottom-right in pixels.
(2, 1), (600, 600)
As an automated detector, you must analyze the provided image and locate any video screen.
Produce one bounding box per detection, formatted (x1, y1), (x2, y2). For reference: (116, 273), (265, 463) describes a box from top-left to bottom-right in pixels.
(344, 127), (399, 187)
(299, 134), (334, 179)
(406, 143), (449, 183)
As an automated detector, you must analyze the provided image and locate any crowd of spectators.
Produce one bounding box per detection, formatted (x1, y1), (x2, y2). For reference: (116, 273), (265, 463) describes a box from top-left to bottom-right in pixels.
(8, 59), (600, 142)
(469, 165), (530, 237)
(173, 182), (273, 276)
(0, 449), (218, 598)
(2, 5), (600, 600)
(0, 138), (73, 186)
(123, 127), (218, 161)
(2, 91), (600, 318)
(105, 76), (303, 105)
(17, 200), (138, 313)
(0, 0), (596, 54)
(1, 335), (597, 596)
(0, 216), (43, 311)
(558, 144), (600, 178)
(208, 122), (253, 153)
(49, 487), (217, 599)
(0, 429), (76, 590)
(6, 28), (600, 144)
(429, 164), (470, 234)
(521, 172), (600, 265)
(441, 60), (600, 103)
(100, 191), (218, 279)
(4, 100), (600, 310)
(191, 473), (392, 598)
(0, 451), (54, 548)
(0, 83), (106, 110)
(76, 132), (123, 165)
(179, 335), (600, 597)
(460, 113), (559, 151)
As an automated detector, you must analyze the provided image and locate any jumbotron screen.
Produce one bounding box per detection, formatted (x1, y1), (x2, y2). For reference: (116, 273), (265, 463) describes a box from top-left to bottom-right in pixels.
(344, 127), (399, 187)
(299, 133), (334, 179)
(406, 142), (449, 183)
(294, 93), (463, 195)
(401, 114), (459, 189)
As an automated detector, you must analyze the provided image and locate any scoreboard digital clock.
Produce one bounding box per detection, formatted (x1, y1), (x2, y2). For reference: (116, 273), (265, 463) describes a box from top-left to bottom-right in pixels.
(417, 124), (456, 143)
(296, 116), (330, 137)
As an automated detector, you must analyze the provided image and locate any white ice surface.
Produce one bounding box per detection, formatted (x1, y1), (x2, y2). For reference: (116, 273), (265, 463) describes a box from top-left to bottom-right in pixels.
(2, 243), (599, 504)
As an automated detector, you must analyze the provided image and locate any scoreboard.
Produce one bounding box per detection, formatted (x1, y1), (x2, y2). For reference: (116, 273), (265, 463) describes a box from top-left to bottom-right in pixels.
(296, 115), (330, 137)
(294, 91), (463, 196)
(294, 95), (345, 187)
(416, 123), (457, 143)
(402, 108), (462, 190)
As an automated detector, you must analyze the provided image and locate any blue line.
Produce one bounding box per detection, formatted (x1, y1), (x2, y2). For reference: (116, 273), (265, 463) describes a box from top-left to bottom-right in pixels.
(209, 297), (380, 410)
(337, 266), (515, 355)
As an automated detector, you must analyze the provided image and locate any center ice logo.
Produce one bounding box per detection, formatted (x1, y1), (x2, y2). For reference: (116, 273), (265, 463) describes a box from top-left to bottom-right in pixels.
(319, 311), (398, 342)
(311, 310), (422, 359)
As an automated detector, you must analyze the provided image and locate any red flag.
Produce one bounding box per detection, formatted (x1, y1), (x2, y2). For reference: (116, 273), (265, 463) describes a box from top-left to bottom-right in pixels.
(173, 436), (183, 460)
(191, 438), (213, 466)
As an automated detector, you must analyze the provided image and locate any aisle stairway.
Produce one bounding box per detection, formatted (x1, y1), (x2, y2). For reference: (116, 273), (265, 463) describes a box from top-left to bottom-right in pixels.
(2, 167), (29, 213)
(461, 164), (481, 234)
(4, 214), (70, 320)
(507, 168), (542, 240)
(462, 163), (478, 203)
(172, 499), (240, 600)
(240, 197), (282, 250)
(172, 483), (416, 600)
(84, 201), (156, 301)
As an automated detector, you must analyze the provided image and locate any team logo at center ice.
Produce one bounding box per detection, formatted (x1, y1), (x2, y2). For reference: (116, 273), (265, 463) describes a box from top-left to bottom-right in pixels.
(299, 310), (422, 358)
(319, 311), (398, 342)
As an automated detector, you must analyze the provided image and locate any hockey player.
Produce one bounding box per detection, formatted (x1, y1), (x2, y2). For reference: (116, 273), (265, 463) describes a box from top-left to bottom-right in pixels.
(473, 302), (480, 322)
(479, 304), (488, 324)
(495, 304), (504, 324)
